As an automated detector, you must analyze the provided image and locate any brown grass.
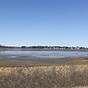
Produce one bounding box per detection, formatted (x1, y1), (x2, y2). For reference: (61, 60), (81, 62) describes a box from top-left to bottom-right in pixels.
(0, 65), (88, 88)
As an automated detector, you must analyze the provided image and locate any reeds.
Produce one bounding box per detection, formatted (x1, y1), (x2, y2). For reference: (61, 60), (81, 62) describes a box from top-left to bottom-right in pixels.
(0, 65), (88, 88)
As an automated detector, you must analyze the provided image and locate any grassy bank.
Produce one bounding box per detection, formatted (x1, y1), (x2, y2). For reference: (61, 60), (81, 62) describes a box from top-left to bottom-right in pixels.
(0, 58), (88, 88)
(0, 64), (88, 88)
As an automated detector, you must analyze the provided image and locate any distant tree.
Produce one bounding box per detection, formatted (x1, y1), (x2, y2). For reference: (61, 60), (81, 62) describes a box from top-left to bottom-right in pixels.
(0, 45), (2, 47)
(21, 46), (26, 48)
(79, 47), (85, 49)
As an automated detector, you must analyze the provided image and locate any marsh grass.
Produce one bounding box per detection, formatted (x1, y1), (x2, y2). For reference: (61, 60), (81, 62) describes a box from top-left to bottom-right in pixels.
(0, 65), (88, 88)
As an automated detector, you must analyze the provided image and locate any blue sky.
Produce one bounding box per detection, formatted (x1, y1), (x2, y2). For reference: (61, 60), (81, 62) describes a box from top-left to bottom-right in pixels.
(0, 0), (88, 47)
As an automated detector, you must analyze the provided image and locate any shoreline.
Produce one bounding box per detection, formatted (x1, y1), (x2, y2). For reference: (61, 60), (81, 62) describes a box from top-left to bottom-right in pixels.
(1, 47), (88, 51)
(0, 57), (88, 67)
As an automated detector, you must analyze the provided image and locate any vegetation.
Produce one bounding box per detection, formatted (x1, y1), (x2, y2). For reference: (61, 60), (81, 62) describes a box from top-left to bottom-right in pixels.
(0, 65), (88, 88)
(0, 44), (88, 50)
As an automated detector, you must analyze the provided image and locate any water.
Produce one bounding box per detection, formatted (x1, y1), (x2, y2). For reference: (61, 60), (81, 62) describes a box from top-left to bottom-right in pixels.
(0, 50), (88, 59)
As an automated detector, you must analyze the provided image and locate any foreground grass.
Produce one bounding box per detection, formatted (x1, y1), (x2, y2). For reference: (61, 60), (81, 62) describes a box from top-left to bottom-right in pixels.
(0, 65), (88, 88)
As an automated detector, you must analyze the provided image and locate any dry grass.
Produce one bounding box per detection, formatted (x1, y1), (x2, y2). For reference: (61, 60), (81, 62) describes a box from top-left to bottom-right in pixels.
(0, 65), (88, 88)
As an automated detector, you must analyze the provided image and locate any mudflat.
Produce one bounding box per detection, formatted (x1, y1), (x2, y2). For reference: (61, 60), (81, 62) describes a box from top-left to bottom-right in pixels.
(0, 57), (88, 67)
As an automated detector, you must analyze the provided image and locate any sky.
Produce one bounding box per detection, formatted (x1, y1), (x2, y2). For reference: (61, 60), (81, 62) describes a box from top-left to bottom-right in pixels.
(0, 0), (88, 47)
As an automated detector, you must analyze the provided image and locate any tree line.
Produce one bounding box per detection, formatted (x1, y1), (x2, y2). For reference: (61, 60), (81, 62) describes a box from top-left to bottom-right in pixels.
(0, 45), (88, 50)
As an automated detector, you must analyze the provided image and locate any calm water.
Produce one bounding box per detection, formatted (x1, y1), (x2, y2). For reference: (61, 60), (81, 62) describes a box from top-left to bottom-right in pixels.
(0, 50), (88, 59)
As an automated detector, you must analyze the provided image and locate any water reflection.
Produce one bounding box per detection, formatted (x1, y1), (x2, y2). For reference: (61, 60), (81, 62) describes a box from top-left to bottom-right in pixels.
(0, 51), (88, 59)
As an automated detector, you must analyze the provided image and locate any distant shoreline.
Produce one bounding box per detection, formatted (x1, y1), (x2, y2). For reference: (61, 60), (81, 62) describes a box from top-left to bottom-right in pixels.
(0, 45), (88, 51)
(0, 47), (88, 51)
